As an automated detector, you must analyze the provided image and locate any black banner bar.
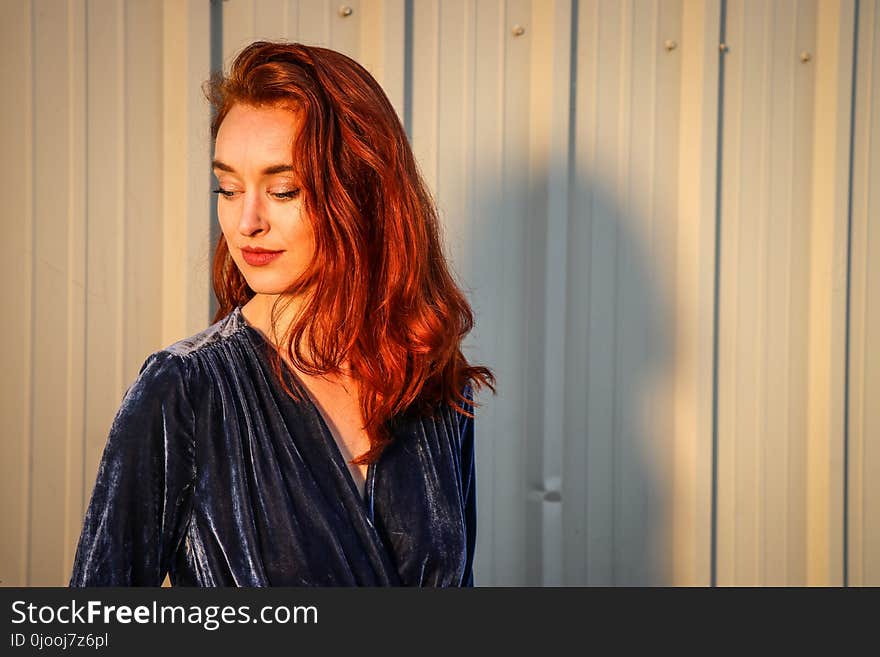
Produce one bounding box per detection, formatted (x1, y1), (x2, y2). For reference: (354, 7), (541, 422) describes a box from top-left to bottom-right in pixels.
(0, 586), (867, 655)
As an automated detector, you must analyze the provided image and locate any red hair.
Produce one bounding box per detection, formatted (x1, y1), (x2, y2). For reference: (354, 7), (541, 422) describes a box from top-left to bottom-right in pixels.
(204, 41), (495, 464)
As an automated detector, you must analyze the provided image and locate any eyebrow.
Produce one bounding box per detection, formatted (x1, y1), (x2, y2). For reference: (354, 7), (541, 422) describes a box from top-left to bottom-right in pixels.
(212, 160), (294, 175)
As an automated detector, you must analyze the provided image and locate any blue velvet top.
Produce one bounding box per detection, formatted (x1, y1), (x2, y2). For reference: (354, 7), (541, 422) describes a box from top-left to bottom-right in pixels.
(69, 307), (476, 586)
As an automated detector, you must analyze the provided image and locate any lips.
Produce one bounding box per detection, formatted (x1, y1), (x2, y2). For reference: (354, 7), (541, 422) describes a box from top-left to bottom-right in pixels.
(240, 247), (283, 267)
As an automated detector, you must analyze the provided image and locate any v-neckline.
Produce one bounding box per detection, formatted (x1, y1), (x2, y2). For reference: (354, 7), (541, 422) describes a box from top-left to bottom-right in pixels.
(235, 307), (376, 514)
(293, 377), (376, 508)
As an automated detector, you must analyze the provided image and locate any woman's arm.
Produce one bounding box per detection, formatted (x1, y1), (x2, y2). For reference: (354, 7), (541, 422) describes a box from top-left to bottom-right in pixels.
(69, 351), (196, 586)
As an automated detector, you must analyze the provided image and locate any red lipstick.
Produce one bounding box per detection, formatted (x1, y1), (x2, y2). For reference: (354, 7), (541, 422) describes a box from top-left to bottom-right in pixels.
(241, 246), (283, 267)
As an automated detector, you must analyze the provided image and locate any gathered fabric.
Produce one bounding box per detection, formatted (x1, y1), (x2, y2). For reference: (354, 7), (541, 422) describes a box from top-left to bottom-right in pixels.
(69, 307), (476, 587)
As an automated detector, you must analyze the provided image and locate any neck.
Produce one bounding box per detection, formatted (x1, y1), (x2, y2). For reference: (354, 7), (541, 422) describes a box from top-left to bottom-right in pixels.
(241, 292), (352, 378)
(241, 294), (352, 381)
(241, 292), (307, 348)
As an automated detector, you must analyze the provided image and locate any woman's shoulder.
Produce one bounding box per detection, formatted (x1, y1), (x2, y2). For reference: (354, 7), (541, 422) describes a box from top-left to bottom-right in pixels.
(162, 307), (249, 359)
(125, 308), (250, 401)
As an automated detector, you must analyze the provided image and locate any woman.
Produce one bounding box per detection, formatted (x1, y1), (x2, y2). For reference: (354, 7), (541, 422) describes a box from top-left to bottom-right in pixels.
(69, 41), (494, 586)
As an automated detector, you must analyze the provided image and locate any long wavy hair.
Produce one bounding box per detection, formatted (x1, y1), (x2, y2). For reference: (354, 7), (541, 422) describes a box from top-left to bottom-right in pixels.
(204, 41), (495, 464)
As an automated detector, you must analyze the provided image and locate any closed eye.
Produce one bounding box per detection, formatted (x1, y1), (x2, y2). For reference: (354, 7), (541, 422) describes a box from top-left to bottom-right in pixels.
(212, 187), (301, 200)
(272, 189), (301, 200)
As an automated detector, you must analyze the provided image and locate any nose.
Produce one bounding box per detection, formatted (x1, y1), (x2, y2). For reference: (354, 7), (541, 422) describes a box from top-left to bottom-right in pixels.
(237, 191), (268, 237)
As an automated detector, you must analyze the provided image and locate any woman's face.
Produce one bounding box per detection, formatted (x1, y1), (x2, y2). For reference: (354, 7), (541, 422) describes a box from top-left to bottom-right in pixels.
(213, 102), (315, 296)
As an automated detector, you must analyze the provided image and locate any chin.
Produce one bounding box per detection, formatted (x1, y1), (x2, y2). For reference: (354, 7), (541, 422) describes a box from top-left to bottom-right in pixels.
(243, 278), (297, 295)
(228, 256), (291, 293)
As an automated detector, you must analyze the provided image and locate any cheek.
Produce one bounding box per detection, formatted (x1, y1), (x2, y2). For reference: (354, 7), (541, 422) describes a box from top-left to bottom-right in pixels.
(297, 219), (317, 260)
(294, 215), (315, 247)
(277, 207), (315, 250)
(217, 202), (237, 238)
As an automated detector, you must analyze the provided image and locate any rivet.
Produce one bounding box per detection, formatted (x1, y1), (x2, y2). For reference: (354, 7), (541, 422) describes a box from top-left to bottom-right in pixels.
(511, 24), (526, 37)
(664, 39), (677, 52)
(719, 42), (729, 53)
(800, 51), (812, 63)
(338, 5), (353, 17)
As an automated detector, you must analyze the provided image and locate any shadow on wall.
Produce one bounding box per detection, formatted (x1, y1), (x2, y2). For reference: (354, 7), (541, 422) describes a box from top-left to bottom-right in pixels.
(558, 173), (673, 586)
(571, 174), (674, 586)
(469, 165), (675, 585)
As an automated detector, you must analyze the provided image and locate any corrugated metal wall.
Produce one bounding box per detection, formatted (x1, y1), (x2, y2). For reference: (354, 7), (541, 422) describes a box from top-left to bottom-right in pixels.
(715, 0), (819, 586)
(850, 0), (880, 587)
(0, 0), (211, 586)
(1, 0), (876, 587)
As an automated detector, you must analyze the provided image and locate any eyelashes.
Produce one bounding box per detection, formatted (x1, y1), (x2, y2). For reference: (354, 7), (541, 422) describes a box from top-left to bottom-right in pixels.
(272, 189), (302, 200)
(212, 187), (302, 201)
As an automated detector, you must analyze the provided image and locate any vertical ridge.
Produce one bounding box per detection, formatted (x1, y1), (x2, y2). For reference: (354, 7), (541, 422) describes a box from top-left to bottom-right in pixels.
(841, 0), (861, 588)
(645, 0), (659, 586)
(25, 0), (36, 586)
(64, 0), (78, 582)
(462, 0), (474, 288)
(403, 0), (413, 137)
(116, 0), (125, 397)
(648, 0), (658, 256)
(858, 0), (877, 584)
(467, 0), (477, 279)
(610, 0), (632, 583)
(564, 0), (580, 582)
(80, 0), (90, 548)
(783, 0), (798, 585)
(711, 0), (728, 586)
(755, 0), (772, 585)
(582, 0), (600, 584)
(494, 0), (507, 584)
(433, 0), (440, 197)
(732, 0), (746, 585)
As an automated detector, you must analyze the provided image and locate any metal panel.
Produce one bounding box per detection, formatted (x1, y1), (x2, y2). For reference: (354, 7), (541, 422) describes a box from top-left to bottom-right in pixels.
(468, 0), (509, 585)
(63, 0), (88, 585)
(488, 0), (531, 585)
(568, 0), (690, 586)
(84, 0), (126, 531)
(221, 1), (402, 110)
(28, 0), (86, 587)
(298, 0), (334, 48)
(716, 0), (857, 586)
(0, 0), (206, 586)
(357, 0), (406, 114)
(410, 0), (440, 193)
(221, 0), (256, 63)
(849, 0), (880, 587)
(804, 0), (854, 586)
(528, 0), (573, 588)
(161, 0), (213, 344)
(579, 0), (631, 585)
(672, 0), (721, 586)
(717, 0), (818, 586)
(222, 0), (364, 67)
(0, 0), (35, 587)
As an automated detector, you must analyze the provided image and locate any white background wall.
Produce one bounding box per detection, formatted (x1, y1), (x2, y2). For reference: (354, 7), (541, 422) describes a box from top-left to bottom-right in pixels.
(1, 0), (876, 587)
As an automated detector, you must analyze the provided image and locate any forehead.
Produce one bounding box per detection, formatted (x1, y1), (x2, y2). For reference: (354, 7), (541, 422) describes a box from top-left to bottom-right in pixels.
(214, 103), (301, 163)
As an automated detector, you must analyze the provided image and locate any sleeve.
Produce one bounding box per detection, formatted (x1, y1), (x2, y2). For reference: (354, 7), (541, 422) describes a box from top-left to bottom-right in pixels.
(459, 384), (477, 587)
(69, 351), (196, 586)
